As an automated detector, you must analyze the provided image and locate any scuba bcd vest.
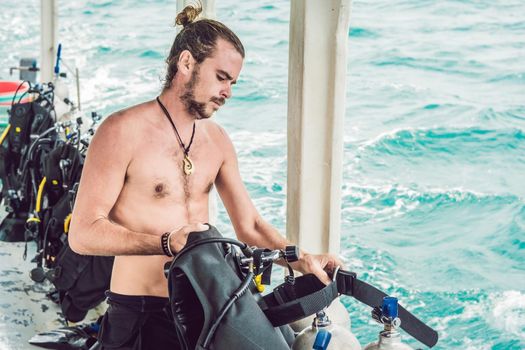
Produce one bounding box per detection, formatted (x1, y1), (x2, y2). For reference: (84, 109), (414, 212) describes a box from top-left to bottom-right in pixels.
(7, 100), (55, 155)
(42, 142), (83, 205)
(29, 142), (84, 272)
(1, 97), (55, 194)
(167, 226), (294, 350)
(49, 241), (114, 323)
(0, 91), (56, 242)
(30, 142), (114, 322)
(167, 225), (439, 349)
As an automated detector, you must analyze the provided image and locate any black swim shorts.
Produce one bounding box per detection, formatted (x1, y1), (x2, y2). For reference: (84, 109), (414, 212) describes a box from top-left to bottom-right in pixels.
(98, 291), (181, 350)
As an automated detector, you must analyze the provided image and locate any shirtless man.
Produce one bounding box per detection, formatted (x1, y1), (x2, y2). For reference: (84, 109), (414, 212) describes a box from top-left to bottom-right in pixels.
(69, 4), (343, 349)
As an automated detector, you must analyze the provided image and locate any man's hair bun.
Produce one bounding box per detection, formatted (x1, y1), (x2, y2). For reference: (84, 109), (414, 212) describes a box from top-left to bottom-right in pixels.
(163, 1), (245, 91)
(175, 4), (203, 27)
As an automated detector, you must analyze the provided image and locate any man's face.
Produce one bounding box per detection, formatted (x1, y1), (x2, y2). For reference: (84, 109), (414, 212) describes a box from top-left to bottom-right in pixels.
(180, 39), (243, 119)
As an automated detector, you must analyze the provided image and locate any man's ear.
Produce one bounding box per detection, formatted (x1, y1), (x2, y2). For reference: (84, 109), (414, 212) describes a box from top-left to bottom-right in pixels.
(178, 50), (195, 76)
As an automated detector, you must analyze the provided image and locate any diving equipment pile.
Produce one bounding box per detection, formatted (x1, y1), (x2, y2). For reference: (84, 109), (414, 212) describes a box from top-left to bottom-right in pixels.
(165, 225), (439, 350)
(0, 74), (113, 348)
(0, 42), (116, 348)
(0, 81), (57, 242)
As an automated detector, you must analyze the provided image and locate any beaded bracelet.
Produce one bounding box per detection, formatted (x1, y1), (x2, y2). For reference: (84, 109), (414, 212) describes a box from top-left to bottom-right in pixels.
(161, 232), (173, 257)
(166, 231), (175, 257)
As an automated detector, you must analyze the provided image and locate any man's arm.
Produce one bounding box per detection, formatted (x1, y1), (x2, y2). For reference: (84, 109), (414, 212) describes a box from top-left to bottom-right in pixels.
(214, 128), (344, 284)
(68, 112), (203, 256)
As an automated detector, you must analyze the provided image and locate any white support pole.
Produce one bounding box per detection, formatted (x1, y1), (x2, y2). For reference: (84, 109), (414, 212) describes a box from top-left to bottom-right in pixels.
(176, 0), (216, 19)
(40, 0), (57, 83)
(286, 0), (352, 254)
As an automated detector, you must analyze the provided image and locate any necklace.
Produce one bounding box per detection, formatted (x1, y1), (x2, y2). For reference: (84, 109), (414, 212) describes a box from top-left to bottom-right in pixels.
(156, 97), (196, 175)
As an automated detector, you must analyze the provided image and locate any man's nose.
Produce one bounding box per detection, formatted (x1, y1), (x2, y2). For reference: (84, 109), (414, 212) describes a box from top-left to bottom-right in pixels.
(220, 84), (232, 99)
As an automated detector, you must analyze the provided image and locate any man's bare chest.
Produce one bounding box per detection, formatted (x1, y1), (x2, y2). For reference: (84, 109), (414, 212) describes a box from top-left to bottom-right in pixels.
(125, 136), (222, 201)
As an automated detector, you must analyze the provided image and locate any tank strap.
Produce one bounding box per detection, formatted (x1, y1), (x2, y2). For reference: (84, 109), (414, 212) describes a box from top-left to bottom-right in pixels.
(261, 274), (338, 327)
(261, 270), (438, 348)
(336, 270), (438, 348)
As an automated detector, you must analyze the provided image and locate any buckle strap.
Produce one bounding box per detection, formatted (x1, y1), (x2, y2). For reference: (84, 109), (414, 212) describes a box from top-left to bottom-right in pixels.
(261, 274), (338, 327)
(335, 269), (357, 295)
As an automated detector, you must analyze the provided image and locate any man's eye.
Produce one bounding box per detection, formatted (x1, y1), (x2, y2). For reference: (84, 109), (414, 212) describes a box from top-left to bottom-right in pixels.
(217, 75), (226, 81)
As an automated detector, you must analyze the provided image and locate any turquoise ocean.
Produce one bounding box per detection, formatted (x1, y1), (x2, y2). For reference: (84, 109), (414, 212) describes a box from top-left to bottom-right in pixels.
(1, 0), (524, 349)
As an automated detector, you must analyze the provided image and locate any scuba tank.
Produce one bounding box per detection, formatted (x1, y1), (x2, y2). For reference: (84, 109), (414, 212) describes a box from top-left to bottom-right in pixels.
(290, 296), (350, 333)
(292, 310), (361, 350)
(363, 297), (414, 350)
(53, 77), (71, 122)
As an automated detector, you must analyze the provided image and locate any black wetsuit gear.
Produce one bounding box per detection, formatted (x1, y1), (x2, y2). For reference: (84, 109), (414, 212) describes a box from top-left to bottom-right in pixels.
(98, 291), (181, 350)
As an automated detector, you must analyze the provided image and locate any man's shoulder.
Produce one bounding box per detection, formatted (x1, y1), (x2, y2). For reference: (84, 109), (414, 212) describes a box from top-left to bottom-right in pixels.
(200, 119), (230, 142)
(87, 102), (157, 160)
(199, 120), (236, 160)
(97, 100), (156, 136)
(104, 101), (153, 125)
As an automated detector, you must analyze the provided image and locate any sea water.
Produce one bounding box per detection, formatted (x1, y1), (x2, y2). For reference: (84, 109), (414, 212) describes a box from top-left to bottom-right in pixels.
(0, 0), (524, 349)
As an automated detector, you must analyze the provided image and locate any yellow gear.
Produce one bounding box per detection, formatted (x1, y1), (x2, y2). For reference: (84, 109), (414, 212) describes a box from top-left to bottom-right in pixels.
(254, 274), (265, 293)
(0, 124), (11, 145)
(64, 214), (72, 234)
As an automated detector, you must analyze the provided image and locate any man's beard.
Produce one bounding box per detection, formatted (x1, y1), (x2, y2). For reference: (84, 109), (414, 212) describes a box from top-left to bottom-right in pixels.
(180, 66), (223, 120)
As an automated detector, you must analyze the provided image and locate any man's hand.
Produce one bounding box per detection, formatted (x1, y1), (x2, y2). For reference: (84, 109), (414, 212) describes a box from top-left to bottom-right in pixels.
(169, 223), (209, 254)
(298, 253), (346, 285)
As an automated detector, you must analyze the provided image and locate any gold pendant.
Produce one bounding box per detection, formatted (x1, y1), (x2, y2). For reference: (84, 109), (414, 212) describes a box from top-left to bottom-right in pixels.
(183, 154), (194, 175)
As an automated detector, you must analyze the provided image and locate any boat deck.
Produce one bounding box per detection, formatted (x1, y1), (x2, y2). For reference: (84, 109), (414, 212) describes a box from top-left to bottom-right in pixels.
(0, 226), (104, 350)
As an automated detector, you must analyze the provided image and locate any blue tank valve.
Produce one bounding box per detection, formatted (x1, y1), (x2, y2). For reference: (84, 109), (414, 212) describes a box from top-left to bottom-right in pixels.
(382, 296), (399, 319)
(313, 329), (332, 350)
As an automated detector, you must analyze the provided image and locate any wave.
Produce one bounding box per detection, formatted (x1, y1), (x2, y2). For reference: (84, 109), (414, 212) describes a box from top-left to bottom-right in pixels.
(138, 49), (163, 59)
(429, 290), (525, 346)
(341, 183), (522, 222)
(343, 184), (520, 205)
(88, 1), (113, 8)
(371, 56), (485, 78)
(478, 106), (525, 122)
(356, 126), (525, 157)
(349, 27), (378, 38)
(342, 278), (525, 347)
(487, 72), (525, 84)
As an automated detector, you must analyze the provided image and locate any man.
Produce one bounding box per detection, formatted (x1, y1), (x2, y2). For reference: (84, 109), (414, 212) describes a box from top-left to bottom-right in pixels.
(69, 4), (343, 349)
